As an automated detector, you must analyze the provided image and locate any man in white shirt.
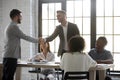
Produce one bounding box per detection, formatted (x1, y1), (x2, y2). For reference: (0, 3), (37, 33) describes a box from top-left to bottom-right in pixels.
(41, 10), (80, 57)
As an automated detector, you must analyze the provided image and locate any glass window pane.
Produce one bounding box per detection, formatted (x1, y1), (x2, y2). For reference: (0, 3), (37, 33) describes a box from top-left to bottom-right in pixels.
(55, 3), (61, 18)
(114, 0), (120, 16)
(42, 4), (48, 19)
(49, 37), (59, 54)
(104, 35), (113, 52)
(48, 20), (55, 35)
(96, 0), (104, 16)
(114, 17), (120, 34)
(105, 0), (112, 16)
(67, 1), (74, 17)
(83, 0), (90, 16)
(42, 2), (62, 58)
(82, 35), (90, 52)
(83, 18), (90, 34)
(42, 20), (48, 35)
(75, 1), (82, 17)
(114, 36), (120, 52)
(55, 20), (59, 26)
(67, 18), (74, 23)
(96, 17), (104, 34)
(49, 41), (54, 53)
(105, 17), (113, 34)
(75, 18), (82, 34)
(97, 35), (105, 39)
(55, 3), (61, 11)
(49, 3), (55, 19)
(42, 3), (61, 20)
(114, 54), (120, 70)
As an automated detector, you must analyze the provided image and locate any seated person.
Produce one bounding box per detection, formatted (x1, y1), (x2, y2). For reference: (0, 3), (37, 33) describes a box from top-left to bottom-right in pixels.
(88, 36), (113, 64)
(60, 35), (97, 74)
(88, 36), (113, 80)
(29, 42), (55, 80)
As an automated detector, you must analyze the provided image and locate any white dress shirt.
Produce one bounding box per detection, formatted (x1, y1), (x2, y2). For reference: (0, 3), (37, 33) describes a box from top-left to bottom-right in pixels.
(62, 22), (68, 50)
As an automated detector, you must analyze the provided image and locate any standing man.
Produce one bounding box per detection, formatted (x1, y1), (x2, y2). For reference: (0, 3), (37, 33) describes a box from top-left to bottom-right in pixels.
(41, 10), (80, 57)
(2, 9), (40, 80)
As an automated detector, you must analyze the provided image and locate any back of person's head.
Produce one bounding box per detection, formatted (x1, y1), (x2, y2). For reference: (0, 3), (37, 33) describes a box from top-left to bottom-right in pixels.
(10, 9), (21, 19)
(97, 36), (107, 45)
(57, 10), (66, 15)
(68, 35), (85, 52)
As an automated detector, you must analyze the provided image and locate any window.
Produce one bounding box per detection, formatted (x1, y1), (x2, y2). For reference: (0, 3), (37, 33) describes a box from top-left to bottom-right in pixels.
(39, 0), (91, 55)
(66, 0), (91, 52)
(96, 0), (120, 70)
(39, 0), (120, 70)
(42, 3), (61, 53)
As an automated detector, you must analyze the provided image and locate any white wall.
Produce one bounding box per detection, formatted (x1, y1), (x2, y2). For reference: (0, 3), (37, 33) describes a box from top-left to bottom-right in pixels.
(0, 0), (39, 79)
(0, 0), (4, 61)
(0, 0), (39, 60)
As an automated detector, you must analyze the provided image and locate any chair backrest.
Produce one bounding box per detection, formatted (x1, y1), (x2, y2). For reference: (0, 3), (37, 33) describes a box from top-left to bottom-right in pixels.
(64, 71), (89, 80)
(28, 68), (41, 80)
(108, 70), (120, 76)
(28, 68), (41, 73)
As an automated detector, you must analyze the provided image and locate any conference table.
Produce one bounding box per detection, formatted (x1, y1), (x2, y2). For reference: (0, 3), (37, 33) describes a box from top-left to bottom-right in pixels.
(0, 61), (114, 80)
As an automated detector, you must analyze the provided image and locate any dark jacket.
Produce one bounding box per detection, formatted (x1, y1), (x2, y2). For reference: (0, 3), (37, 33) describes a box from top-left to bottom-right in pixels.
(46, 22), (80, 56)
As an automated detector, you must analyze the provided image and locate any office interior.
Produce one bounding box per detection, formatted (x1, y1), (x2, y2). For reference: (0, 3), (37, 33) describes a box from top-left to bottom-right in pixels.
(0, 0), (120, 80)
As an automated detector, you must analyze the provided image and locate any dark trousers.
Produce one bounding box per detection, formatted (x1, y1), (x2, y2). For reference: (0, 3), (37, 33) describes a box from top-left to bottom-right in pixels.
(2, 58), (17, 80)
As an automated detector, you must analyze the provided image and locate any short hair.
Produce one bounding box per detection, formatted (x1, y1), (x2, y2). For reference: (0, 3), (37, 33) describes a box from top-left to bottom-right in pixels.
(10, 9), (21, 19)
(97, 36), (107, 45)
(68, 35), (85, 52)
(57, 10), (66, 15)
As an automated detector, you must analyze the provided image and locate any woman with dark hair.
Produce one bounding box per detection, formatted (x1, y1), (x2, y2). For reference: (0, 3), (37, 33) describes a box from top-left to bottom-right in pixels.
(68, 35), (85, 52)
(29, 42), (55, 80)
(60, 35), (97, 74)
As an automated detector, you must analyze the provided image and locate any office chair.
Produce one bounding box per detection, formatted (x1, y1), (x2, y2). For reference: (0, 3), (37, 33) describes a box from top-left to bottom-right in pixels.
(64, 71), (89, 80)
(107, 70), (120, 76)
(105, 69), (120, 80)
(55, 68), (64, 80)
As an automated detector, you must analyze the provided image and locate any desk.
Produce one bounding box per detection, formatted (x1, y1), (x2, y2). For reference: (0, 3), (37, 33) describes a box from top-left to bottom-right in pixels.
(0, 61), (60, 80)
(0, 61), (114, 80)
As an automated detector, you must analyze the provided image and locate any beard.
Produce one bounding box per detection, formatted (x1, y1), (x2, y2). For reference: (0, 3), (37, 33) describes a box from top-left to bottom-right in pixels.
(58, 19), (63, 23)
(17, 19), (21, 24)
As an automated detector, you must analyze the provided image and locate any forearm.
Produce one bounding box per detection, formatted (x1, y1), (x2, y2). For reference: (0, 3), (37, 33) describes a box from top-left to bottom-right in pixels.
(96, 59), (113, 64)
(14, 26), (39, 43)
